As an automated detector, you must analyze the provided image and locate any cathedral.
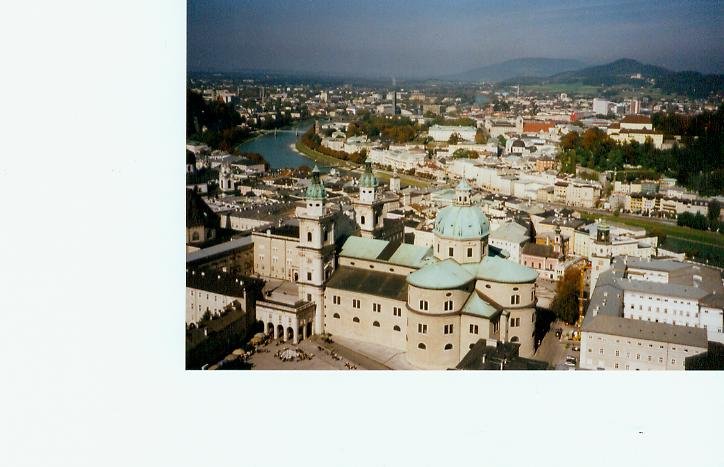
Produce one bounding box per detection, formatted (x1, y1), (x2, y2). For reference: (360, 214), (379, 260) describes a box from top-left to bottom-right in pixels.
(256, 161), (540, 369)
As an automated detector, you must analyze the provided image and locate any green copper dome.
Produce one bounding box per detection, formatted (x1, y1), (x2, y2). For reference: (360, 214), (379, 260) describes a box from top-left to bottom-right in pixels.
(462, 256), (538, 283)
(359, 158), (378, 188)
(305, 165), (327, 200)
(433, 204), (490, 239)
(407, 258), (474, 290)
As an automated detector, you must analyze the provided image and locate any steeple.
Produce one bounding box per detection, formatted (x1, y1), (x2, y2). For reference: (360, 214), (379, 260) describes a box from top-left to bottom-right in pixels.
(304, 165), (326, 217)
(389, 166), (400, 193)
(358, 158), (378, 203)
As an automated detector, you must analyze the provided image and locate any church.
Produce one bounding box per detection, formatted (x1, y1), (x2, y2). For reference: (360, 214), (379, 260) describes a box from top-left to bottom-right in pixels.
(255, 160), (540, 369)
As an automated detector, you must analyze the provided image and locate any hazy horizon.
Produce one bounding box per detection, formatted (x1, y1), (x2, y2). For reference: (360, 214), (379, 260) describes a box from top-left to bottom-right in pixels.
(188, 0), (724, 77)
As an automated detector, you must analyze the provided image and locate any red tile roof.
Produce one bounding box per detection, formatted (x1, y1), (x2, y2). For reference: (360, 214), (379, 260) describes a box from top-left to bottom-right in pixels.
(620, 114), (651, 124)
(523, 120), (555, 133)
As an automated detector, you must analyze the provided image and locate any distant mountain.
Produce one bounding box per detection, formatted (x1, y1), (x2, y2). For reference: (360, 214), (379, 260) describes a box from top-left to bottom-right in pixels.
(499, 58), (724, 98)
(445, 58), (586, 82)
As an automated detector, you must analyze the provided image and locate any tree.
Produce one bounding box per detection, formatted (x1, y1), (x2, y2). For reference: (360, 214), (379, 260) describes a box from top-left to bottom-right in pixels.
(475, 128), (489, 144)
(497, 135), (506, 147)
(550, 267), (582, 325)
(708, 200), (721, 225)
(448, 132), (461, 145)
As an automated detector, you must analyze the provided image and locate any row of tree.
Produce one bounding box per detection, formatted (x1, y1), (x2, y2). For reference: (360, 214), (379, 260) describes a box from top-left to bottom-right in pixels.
(677, 200), (722, 232)
(300, 127), (368, 164)
(346, 113), (420, 144)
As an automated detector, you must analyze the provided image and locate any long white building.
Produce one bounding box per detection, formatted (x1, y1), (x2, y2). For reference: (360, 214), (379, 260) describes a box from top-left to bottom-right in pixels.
(428, 124), (477, 142)
(580, 256), (724, 370)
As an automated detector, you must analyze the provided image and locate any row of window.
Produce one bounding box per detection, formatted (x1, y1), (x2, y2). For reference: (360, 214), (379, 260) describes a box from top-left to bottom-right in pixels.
(630, 303), (697, 317)
(417, 343), (454, 351)
(436, 244), (475, 258)
(612, 357), (678, 368)
(333, 313), (402, 331)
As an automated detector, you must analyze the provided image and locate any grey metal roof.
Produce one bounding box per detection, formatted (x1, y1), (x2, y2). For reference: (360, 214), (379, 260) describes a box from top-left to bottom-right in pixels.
(490, 222), (529, 244)
(625, 258), (690, 273)
(583, 314), (708, 348)
(326, 266), (408, 301)
(186, 236), (253, 264)
(616, 277), (711, 301)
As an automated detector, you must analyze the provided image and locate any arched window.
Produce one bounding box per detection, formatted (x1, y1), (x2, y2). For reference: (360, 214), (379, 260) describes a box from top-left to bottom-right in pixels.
(444, 343), (453, 350)
(393, 325), (401, 331)
(191, 231), (200, 241)
(510, 336), (519, 343)
(418, 343), (426, 350)
(307, 232), (312, 242)
(333, 313), (340, 319)
(360, 215), (366, 225)
(353, 317), (360, 323)
(373, 321), (380, 327)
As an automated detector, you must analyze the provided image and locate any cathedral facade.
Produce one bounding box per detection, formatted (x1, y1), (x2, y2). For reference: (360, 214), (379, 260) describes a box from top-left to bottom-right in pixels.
(257, 162), (540, 369)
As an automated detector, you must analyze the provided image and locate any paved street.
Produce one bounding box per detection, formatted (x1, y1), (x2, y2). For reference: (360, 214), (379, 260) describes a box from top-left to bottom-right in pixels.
(533, 320), (581, 370)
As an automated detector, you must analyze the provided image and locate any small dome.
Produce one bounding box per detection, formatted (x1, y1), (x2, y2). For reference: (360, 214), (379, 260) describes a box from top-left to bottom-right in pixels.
(456, 178), (472, 192)
(512, 139), (525, 147)
(433, 204), (490, 239)
(359, 158), (378, 188)
(407, 258), (474, 290)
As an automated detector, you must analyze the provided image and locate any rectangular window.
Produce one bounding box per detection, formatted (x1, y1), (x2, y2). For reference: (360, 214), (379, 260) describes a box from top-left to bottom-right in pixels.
(419, 300), (428, 311)
(393, 307), (402, 317)
(373, 303), (381, 312)
(448, 247), (454, 257)
(307, 272), (312, 281)
(352, 299), (360, 309)
(467, 247), (473, 257)
(444, 324), (454, 334)
(470, 324), (479, 334)
(418, 323), (427, 334)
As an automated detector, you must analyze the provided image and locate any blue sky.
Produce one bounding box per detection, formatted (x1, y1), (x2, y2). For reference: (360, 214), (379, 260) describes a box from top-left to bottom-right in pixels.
(188, 0), (724, 76)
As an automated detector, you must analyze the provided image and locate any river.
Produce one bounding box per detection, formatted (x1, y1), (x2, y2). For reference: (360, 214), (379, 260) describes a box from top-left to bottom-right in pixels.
(236, 120), (319, 170)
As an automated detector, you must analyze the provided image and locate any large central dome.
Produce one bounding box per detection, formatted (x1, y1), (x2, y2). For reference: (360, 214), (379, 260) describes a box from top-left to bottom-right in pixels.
(433, 204), (490, 239)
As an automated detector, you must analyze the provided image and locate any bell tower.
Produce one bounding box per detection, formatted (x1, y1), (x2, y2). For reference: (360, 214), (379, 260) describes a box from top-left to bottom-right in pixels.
(353, 158), (384, 238)
(590, 219), (612, 291)
(297, 166), (336, 335)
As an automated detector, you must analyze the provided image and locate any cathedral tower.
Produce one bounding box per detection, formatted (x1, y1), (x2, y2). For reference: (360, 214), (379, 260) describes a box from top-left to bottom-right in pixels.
(297, 166), (336, 334)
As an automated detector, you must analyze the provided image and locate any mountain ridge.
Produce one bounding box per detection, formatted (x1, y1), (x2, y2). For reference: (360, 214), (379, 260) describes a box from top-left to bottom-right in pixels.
(444, 57), (586, 82)
(499, 58), (724, 98)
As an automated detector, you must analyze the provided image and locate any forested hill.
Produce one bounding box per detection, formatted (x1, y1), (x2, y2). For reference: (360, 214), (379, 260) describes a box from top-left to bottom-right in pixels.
(500, 59), (724, 98)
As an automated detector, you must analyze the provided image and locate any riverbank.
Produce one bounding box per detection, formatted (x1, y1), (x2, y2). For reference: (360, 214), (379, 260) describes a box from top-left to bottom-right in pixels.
(294, 140), (434, 189)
